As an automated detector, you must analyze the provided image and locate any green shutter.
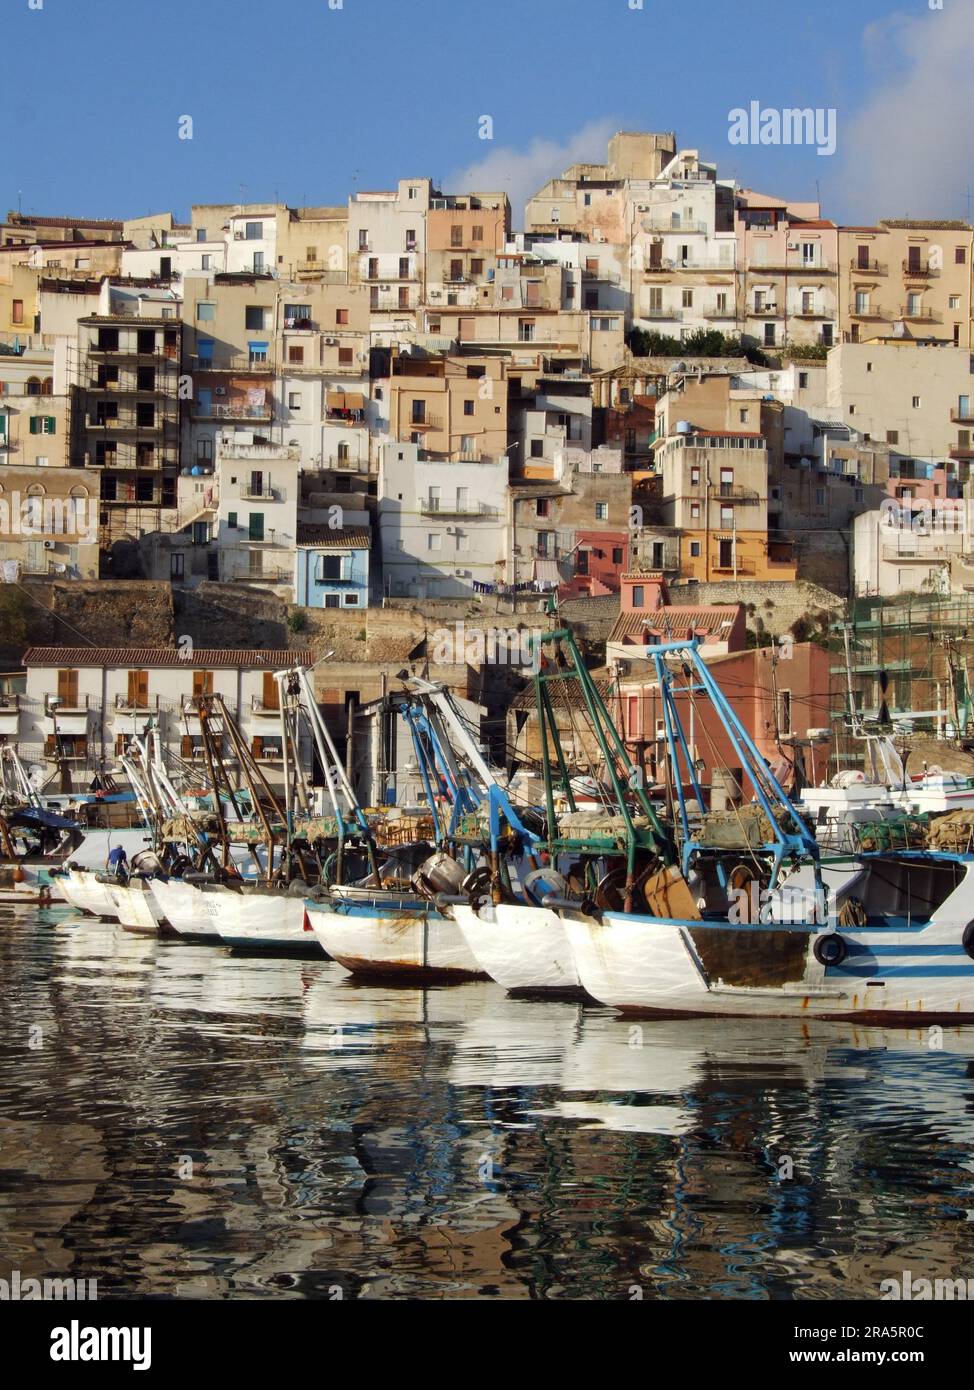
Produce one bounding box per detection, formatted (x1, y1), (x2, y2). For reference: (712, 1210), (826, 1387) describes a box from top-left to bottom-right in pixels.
(227, 511), (237, 529)
(46, 417), (56, 435)
(29, 416), (39, 434)
(248, 513), (264, 541)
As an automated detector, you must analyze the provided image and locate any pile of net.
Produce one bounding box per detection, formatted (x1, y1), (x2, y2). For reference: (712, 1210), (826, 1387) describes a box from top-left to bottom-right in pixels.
(926, 810), (974, 853)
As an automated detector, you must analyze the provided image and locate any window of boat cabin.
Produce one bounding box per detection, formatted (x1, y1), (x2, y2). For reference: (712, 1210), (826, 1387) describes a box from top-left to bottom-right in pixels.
(57, 668), (79, 706)
(127, 670), (149, 707)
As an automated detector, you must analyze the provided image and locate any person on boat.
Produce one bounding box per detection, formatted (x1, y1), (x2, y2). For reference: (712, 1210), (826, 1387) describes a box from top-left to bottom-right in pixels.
(106, 844), (129, 880)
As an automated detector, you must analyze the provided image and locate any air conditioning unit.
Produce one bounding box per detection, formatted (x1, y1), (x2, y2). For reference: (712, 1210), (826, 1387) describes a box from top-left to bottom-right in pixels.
(214, 386), (227, 396)
(324, 336), (337, 345)
(380, 284), (391, 292)
(43, 540), (57, 551)
(787, 242), (798, 250)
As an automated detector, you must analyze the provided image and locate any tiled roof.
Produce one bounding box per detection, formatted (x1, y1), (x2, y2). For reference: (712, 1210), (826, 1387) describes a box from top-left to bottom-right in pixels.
(608, 605), (742, 645)
(296, 525), (371, 550)
(23, 648), (314, 669)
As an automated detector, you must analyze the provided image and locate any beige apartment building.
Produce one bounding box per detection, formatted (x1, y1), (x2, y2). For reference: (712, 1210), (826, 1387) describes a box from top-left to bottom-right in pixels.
(276, 206), (349, 284)
(826, 342), (974, 485)
(386, 351), (508, 461)
(525, 131), (676, 238)
(838, 221), (974, 346)
(425, 193), (511, 311)
(0, 461), (99, 578)
(735, 191), (838, 350)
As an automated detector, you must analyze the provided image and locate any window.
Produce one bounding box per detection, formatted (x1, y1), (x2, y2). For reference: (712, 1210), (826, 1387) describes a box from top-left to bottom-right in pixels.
(855, 291), (869, 314)
(595, 502), (608, 521)
(248, 513), (264, 541)
(957, 247), (968, 265)
(336, 308), (349, 325)
(463, 399), (474, 416)
(398, 286), (409, 308)
(197, 302), (216, 321)
(12, 300), (24, 325)
(245, 306), (266, 331)
(798, 372), (809, 389)
(339, 347), (353, 366)
(399, 257), (410, 278)
(550, 208), (559, 223)
(612, 547), (623, 565)
(288, 391), (302, 409)
(427, 533), (442, 551)
(29, 416), (56, 435)
(690, 542), (701, 557)
(405, 229), (417, 250)
(249, 342), (268, 365)
(887, 430), (899, 445)
(690, 503), (700, 519)
(913, 396), (921, 409)
(472, 225), (484, 242)
(288, 344), (304, 364)
(197, 228), (207, 242)
(536, 498), (549, 518)
(764, 324), (776, 346)
(778, 690), (792, 736)
(950, 295), (961, 310)
(682, 289), (693, 308)
(127, 670), (149, 708)
(530, 439), (544, 458)
(739, 408), (749, 423)
(245, 222), (262, 240)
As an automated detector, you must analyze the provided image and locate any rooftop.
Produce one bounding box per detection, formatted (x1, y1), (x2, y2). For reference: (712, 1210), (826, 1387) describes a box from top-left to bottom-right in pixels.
(23, 648), (314, 670)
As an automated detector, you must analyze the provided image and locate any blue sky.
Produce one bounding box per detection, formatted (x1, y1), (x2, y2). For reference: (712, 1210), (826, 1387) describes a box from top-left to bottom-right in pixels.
(3, 0), (970, 227)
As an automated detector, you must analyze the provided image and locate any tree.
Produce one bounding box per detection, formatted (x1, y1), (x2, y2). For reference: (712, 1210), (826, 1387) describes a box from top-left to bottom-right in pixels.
(0, 586), (28, 649)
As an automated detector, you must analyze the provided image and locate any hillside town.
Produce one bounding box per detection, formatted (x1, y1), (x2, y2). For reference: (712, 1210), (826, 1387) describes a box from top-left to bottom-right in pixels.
(3, 128), (974, 796)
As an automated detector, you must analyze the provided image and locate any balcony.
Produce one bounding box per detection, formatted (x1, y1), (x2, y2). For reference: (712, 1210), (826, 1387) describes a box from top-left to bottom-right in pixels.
(903, 259), (939, 278)
(881, 544), (961, 562)
(851, 259), (887, 274)
(241, 484), (286, 501)
(324, 455), (370, 473)
(711, 558), (756, 575)
(898, 306), (942, 322)
(703, 308), (737, 320)
(250, 695), (282, 716)
(193, 401), (273, 421)
(190, 353), (275, 373)
(282, 317), (318, 332)
(113, 693), (161, 714)
(641, 219), (709, 234)
(45, 693), (90, 715)
(325, 410), (367, 426)
(641, 308), (682, 321)
(420, 500), (499, 518)
(716, 485), (761, 503)
(950, 410), (974, 423)
(850, 307), (888, 320)
(950, 446), (974, 461)
(231, 567), (293, 584)
(408, 414), (442, 431)
(748, 305), (783, 318)
(293, 263), (346, 283)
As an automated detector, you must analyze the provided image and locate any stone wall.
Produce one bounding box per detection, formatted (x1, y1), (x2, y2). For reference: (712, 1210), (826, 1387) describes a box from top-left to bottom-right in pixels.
(0, 580), (174, 666)
(668, 579), (843, 640)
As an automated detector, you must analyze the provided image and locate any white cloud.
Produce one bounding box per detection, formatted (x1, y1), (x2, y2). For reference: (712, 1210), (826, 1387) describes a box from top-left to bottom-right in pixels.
(446, 118), (618, 230)
(837, 5), (974, 221)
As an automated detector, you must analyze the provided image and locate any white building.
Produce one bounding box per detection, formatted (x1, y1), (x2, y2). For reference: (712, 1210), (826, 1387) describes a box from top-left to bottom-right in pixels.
(15, 647), (315, 792)
(378, 441), (509, 598)
(214, 438), (302, 591)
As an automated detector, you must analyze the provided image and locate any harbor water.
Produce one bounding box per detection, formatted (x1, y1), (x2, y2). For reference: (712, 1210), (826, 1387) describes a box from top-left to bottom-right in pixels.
(3, 903), (974, 1300)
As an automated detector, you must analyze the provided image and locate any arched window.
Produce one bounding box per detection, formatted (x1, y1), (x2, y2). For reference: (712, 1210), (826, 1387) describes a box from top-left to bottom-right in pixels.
(41, 377), (53, 395)
(69, 485), (89, 499)
(26, 377), (42, 396)
(26, 483), (45, 497)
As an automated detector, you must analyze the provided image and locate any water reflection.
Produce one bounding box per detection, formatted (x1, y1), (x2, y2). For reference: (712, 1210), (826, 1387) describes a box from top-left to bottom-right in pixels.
(2, 905), (974, 1299)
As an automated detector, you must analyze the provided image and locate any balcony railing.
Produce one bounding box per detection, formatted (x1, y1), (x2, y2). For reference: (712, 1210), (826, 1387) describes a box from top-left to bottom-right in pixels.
(716, 484), (761, 503)
(190, 353), (275, 373)
(899, 306), (942, 322)
(950, 410), (974, 423)
(241, 485), (286, 501)
(903, 259), (939, 277)
(408, 414), (442, 430)
(420, 500), (499, 518)
(712, 558), (756, 575)
(114, 693), (160, 712)
(641, 308), (682, 321)
(45, 694), (90, 713)
(641, 219), (709, 234)
(193, 402), (273, 421)
(326, 410), (366, 426)
(851, 259), (887, 274)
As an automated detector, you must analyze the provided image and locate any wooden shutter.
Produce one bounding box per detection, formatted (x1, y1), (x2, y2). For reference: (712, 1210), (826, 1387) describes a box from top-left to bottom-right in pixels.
(128, 670), (149, 707)
(262, 673), (279, 710)
(252, 737), (264, 760)
(57, 669), (78, 705)
(44, 735), (56, 756)
(193, 670), (213, 696)
(180, 735), (193, 758)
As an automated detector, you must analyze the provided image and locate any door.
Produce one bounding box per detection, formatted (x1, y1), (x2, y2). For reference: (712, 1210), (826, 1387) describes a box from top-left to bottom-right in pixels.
(127, 670), (149, 708)
(249, 471), (263, 498)
(718, 539), (734, 570)
(262, 672), (280, 711)
(193, 670), (214, 697)
(57, 669), (79, 707)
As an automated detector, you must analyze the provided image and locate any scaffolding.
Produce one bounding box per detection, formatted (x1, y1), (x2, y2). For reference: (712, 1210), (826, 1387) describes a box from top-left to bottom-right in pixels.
(828, 592), (974, 771)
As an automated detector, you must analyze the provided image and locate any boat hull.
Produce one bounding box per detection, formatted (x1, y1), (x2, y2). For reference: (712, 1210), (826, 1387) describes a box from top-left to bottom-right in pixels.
(562, 908), (974, 1021)
(148, 877), (222, 943)
(64, 869), (119, 918)
(306, 895), (488, 981)
(205, 888), (323, 955)
(109, 880), (171, 936)
(0, 863), (57, 905)
(452, 901), (583, 993)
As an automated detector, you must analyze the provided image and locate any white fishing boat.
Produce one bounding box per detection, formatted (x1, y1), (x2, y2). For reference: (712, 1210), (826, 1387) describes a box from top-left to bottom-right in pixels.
(202, 882), (323, 955)
(451, 900), (581, 993)
(306, 888), (487, 980)
(60, 867), (119, 918)
(562, 852), (974, 1021)
(107, 876), (170, 936)
(147, 876), (221, 943)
